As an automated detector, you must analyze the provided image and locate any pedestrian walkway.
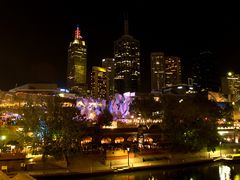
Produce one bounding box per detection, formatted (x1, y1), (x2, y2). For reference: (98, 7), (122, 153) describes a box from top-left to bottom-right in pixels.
(4, 152), (219, 178)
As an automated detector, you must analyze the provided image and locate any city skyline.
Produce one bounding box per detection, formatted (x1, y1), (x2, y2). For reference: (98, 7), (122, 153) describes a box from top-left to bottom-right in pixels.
(0, 1), (239, 91)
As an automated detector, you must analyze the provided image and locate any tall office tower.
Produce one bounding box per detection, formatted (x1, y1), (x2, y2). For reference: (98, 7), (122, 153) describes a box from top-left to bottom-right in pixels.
(91, 66), (109, 99)
(165, 55), (181, 87)
(114, 15), (140, 93)
(151, 52), (165, 92)
(221, 72), (240, 102)
(67, 26), (87, 94)
(192, 51), (219, 92)
(102, 58), (115, 97)
(150, 52), (181, 92)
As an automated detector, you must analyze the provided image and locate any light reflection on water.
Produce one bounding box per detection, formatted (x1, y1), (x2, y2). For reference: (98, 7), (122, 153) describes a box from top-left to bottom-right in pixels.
(36, 163), (240, 180)
(219, 165), (231, 180)
(90, 163), (240, 180)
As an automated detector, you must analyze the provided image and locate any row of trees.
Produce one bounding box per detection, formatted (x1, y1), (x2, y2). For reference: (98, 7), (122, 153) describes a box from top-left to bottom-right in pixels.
(131, 93), (233, 152)
(0, 95), (113, 166)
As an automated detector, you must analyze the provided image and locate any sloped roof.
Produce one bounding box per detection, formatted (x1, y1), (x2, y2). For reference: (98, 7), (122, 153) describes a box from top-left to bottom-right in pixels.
(9, 83), (58, 93)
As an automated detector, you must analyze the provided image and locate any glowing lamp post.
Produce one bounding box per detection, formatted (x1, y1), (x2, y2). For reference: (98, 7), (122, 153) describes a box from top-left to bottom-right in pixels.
(219, 141), (222, 157)
(0, 135), (6, 152)
(1, 136), (6, 140)
(127, 147), (130, 166)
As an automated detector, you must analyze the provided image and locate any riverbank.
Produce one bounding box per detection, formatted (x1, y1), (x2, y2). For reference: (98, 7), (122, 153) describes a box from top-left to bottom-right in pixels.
(32, 159), (220, 180)
(32, 159), (217, 180)
(19, 153), (220, 179)
(2, 148), (231, 179)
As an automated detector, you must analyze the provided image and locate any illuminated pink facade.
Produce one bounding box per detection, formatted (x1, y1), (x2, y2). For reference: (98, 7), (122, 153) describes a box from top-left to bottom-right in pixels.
(76, 92), (135, 121)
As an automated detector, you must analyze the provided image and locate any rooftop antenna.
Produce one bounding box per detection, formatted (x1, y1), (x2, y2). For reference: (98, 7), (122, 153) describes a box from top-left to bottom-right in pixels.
(124, 12), (129, 35)
(75, 25), (82, 39)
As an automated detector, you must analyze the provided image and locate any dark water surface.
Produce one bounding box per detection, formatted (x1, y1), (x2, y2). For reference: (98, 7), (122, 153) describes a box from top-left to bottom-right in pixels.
(36, 162), (240, 180)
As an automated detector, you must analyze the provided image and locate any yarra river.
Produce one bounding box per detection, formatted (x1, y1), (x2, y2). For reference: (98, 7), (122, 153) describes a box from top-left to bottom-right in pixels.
(37, 161), (240, 180)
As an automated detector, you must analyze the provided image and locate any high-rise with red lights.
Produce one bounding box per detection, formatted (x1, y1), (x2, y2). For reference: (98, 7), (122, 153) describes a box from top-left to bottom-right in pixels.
(67, 26), (87, 94)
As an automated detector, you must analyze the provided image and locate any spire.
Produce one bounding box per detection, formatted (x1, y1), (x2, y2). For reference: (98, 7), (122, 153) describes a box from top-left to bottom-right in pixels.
(124, 12), (129, 35)
(75, 25), (82, 39)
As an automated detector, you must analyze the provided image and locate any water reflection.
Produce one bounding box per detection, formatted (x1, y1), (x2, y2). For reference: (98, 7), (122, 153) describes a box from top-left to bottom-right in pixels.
(38, 162), (240, 180)
(219, 165), (231, 180)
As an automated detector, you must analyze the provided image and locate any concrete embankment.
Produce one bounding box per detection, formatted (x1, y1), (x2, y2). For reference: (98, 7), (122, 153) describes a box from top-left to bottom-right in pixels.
(29, 154), (218, 179)
(4, 150), (228, 179)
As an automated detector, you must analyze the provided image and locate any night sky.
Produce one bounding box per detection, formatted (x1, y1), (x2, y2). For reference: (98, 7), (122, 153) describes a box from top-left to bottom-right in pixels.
(0, 1), (240, 91)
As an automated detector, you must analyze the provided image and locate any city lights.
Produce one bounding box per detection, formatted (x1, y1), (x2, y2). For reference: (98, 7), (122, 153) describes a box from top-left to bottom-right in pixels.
(1, 135), (6, 140)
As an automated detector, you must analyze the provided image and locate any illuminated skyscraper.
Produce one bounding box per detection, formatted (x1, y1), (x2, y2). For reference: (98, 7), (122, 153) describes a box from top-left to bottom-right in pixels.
(102, 58), (115, 97)
(151, 52), (181, 92)
(221, 72), (240, 102)
(91, 66), (109, 99)
(151, 52), (165, 92)
(165, 55), (181, 87)
(114, 15), (140, 93)
(67, 26), (87, 94)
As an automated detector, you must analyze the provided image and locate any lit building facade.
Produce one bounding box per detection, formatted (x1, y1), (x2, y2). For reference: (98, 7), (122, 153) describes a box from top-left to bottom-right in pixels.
(151, 52), (165, 92)
(67, 26), (87, 94)
(151, 52), (181, 92)
(91, 66), (109, 99)
(221, 72), (240, 102)
(102, 58), (116, 97)
(114, 17), (140, 93)
(165, 55), (181, 87)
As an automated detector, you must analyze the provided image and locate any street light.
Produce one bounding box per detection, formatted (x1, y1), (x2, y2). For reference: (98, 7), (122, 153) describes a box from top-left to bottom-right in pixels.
(219, 141), (222, 157)
(1, 136), (6, 140)
(127, 147), (130, 166)
(0, 135), (6, 153)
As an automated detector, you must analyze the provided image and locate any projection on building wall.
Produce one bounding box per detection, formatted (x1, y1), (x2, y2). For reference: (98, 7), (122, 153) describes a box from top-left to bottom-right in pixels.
(76, 92), (135, 121)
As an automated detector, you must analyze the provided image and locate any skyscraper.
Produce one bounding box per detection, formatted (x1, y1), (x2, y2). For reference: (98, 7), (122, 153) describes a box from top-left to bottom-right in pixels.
(221, 72), (240, 102)
(114, 15), (140, 93)
(91, 66), (109, 99)
(102, 58), (115, 97)
(165, 55), (181, 87)
(191, 51), (219, 92)
(67, 26), (87, 94)
(151, 52), (165, 92)
(151, 52), (181, 92)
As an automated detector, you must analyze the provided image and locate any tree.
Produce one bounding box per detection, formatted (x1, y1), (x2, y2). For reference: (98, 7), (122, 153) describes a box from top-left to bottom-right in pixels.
(0, 126), (21, 152)
(130, 96), (162, 119)
(97, 107), (113, 127)
(162, 94), (221, 152)
(17, 95), (47, 154)
(18, 95), (88, 167)
(218, 102), (234, 126)
(42, 96), (89, 166)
